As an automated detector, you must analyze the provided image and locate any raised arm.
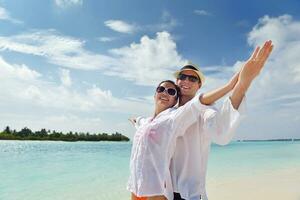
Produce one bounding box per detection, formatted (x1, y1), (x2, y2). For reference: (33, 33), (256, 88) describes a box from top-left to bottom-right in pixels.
(230, 40), (273, 109)
(200, 71), (239, 105)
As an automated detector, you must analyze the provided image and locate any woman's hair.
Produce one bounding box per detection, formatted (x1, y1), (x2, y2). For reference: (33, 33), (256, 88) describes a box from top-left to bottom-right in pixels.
(157, 80), (181, 100)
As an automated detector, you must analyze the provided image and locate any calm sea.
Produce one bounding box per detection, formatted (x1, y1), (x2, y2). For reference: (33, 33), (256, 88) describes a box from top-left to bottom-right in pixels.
(0, 140), (299, 200)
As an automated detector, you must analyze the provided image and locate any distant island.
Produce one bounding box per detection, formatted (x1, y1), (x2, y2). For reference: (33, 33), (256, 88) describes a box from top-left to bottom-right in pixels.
(0, 126), (130, 142)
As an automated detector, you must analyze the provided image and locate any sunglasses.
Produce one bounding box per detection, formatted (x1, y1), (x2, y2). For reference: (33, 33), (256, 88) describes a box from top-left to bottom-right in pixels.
(156, 86), (177, 96)
(178, 73), (199, 83)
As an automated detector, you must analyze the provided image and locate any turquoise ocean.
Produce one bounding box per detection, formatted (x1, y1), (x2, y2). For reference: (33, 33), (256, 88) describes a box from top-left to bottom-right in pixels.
(1, 140), (300, 200)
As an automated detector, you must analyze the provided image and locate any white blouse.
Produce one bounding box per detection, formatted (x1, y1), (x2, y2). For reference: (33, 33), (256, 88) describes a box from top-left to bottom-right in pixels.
(127, 94), (206, 200)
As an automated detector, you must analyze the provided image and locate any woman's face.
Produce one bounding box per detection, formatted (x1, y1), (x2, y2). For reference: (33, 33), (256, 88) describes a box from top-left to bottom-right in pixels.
(154, 82), (178, 111)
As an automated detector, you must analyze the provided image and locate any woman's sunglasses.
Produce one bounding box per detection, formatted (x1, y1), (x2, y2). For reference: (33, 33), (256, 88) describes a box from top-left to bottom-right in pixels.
(156, 86), (177, 96)
(178, 73), (199, 83)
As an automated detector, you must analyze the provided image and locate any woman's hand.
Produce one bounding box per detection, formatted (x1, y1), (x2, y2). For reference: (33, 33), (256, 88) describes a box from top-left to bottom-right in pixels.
(128, 117), (137, 126)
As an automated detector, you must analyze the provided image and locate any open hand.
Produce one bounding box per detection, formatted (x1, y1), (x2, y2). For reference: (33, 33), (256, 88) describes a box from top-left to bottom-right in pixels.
(128, 117), (137, 126)
(239, 40), (273, 85)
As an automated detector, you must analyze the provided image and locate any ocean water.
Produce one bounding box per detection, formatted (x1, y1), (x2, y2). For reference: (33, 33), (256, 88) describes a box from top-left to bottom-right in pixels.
(0, 140), (299, 200)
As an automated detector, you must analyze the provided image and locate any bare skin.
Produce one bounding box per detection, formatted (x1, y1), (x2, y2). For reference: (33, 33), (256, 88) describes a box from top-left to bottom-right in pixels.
(200, 71), (239, 105)
(131, 193), (167, 200)
(176, 70), (202, 106)
(153, 82), (178, 117)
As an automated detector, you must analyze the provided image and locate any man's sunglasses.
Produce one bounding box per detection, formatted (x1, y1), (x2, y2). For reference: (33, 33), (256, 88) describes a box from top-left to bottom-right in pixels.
(178, 73), (199, 83)
(156, 86), (177, 96)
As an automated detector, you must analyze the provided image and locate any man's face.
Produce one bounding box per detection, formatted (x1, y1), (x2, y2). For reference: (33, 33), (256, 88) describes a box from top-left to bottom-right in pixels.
(176, 70), (201, 97)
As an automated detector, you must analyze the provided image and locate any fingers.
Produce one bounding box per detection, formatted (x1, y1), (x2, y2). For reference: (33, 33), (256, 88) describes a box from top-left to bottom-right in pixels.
(258, 41), (273, 69)
(257, 40), (271, 60)
(266, 44), (274, 58)
(257, 41), (272, 59)
(261, 41), (273, 62)
(250, 46), (260, 60)
(262, 44), (273, 62)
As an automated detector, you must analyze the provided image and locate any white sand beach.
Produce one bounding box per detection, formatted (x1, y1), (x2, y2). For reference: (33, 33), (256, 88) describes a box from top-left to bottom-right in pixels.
(206, 167), (300, 200)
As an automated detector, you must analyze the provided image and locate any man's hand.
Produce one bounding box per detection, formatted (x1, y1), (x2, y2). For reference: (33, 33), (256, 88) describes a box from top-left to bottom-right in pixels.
(239, 40), (273, 86)
(230, 40), (274, 109)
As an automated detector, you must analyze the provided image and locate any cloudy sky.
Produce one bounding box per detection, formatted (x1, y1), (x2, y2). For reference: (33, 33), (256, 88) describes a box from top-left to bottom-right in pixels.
(0, 0), (299, 140)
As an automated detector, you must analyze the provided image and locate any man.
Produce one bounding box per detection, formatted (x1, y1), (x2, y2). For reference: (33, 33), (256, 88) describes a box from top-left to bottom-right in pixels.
(171, 40), (273, 200)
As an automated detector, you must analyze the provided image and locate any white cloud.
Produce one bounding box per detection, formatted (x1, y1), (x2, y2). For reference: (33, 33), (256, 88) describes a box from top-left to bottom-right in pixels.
(104, 20), (137, 34)
(232, 15), (300, 139)
(194, 10), (212, 16)
(97, 37), (116, 42)
(0, 6), (10, 20)
(0, 56), (41, 81)
(107, 31), (186, 85)
(59, 68), (72, 87)
(86, 85), (113, 105)
(55, 0), (83, 7)
(0, 30), (185, 86)
(104, 12), (179, 34)
(0, 56), (144, 113)
(0, 6), (22, 24)
(0, 30), (116, 70)
(247, 15), (300, 88)
(0, 56), (152, 136)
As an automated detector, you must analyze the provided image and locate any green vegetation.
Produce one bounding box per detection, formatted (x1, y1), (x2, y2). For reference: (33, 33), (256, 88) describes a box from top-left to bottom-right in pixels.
(0, 126), (130, 142)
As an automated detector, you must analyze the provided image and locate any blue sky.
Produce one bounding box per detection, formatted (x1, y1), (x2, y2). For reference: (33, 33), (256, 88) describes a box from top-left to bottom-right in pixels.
(0, 0), (300, 140)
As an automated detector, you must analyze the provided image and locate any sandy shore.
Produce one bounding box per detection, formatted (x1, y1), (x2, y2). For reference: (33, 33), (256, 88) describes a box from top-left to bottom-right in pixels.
(206, 167), (300, 200)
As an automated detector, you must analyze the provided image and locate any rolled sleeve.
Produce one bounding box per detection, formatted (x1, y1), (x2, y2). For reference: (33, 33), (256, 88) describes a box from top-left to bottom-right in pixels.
(134, 116), (146, 129)
(204, 95), (247, 145)
(172, 94), (207, 136)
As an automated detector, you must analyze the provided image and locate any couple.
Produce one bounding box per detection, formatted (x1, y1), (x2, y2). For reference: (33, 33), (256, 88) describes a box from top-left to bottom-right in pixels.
(127, 41), (273, 200)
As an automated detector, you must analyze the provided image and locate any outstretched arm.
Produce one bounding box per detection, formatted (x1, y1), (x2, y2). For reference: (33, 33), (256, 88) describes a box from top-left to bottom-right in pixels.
(230, 40), (274, 109)
(200, 71), (239, 105)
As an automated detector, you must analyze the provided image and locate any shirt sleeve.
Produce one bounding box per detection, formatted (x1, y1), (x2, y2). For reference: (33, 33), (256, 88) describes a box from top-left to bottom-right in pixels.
(134, 116), (146, 129)
(172, 93), (210, 137)
(203, 95), (247, 145)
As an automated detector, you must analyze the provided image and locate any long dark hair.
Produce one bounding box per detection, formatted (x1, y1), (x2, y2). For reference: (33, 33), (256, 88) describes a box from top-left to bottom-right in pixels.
(156, 80), (181, 100)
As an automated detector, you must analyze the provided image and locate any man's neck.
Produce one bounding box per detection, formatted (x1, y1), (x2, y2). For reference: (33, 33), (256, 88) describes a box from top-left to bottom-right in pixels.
(179, 95), (195, 106)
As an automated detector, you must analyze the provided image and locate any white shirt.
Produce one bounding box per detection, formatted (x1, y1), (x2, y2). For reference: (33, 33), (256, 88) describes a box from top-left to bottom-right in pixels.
(127, 94), (206, 200)
(127, 95), (245, 200)
(170, 96), (246, 200)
